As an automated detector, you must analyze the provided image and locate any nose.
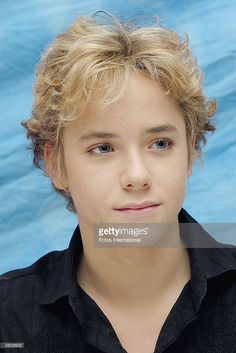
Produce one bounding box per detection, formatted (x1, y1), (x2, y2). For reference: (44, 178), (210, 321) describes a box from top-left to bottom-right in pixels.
(120, 154), (152, 191)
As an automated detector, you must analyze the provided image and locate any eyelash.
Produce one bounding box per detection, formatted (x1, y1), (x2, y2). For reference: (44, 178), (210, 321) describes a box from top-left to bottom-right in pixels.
(87, 138), (174, 156)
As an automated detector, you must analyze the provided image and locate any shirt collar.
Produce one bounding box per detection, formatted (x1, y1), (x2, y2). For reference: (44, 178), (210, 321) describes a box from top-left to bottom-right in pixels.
(38, 224), (83, 306)
(178, 208), (236, 312)
(39, 208), (236, 313)
(179, 208), (236, 279)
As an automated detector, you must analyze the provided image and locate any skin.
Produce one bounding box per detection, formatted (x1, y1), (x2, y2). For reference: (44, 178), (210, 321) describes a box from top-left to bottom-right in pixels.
(44, 71), (196, 311)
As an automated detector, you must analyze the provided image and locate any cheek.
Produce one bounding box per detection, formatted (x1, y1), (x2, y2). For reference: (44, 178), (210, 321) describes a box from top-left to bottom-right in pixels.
(159, 157), (188, 196)
(67, 164), (109, 204)
(169, 174), (188, 196)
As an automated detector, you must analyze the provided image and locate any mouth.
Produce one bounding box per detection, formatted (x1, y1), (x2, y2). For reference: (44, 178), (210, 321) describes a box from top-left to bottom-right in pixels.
(115, 204), (160, 216)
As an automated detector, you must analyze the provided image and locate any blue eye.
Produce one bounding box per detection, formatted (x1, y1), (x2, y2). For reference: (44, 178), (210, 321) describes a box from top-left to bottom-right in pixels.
(88, 144), (113, 155)
(152, 138), (173, 150)
(88, 138), (174, 156)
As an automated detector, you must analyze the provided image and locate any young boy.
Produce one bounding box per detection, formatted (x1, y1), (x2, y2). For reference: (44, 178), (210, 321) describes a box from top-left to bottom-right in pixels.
(0, 11), (235, 353)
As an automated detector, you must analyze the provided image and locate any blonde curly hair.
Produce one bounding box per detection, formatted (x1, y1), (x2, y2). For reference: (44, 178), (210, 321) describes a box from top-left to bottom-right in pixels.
(21, 11), (217, 213)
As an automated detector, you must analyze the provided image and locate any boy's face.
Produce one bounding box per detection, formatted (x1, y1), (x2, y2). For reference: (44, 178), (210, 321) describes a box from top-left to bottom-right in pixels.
(51, 72), (194, 228)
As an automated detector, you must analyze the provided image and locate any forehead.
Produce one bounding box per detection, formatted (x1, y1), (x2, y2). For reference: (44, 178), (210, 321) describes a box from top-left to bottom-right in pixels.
(65, 72), (185, 137)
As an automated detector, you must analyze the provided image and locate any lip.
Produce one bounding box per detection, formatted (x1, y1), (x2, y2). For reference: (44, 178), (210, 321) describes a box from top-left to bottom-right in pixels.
(115, 204), (160, 216)
(115, 201), (159, 210)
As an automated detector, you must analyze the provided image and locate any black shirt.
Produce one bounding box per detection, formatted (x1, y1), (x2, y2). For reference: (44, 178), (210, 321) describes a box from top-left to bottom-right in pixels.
(0, 208), (235, 353)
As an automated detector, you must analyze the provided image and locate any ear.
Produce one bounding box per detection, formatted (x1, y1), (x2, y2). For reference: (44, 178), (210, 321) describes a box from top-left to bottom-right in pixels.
(44, 143), (65, 190)
(187, 136), (196, 177)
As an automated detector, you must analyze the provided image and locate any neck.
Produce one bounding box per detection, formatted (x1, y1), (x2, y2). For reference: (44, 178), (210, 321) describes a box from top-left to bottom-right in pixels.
(76, 222), (191, 307)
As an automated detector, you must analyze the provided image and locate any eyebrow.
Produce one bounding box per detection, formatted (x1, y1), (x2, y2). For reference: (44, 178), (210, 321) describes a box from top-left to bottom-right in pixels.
(79, 124), (180, 141)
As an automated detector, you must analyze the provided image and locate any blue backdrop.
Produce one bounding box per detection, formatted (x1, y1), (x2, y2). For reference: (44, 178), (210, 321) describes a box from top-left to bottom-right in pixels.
(0, 0), (236, 273)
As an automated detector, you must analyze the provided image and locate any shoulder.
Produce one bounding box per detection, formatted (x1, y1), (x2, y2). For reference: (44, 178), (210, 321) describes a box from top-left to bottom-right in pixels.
(0, 249), (67, 341)
(206, 246), (236, 305)
(0, 249), (66, 308)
